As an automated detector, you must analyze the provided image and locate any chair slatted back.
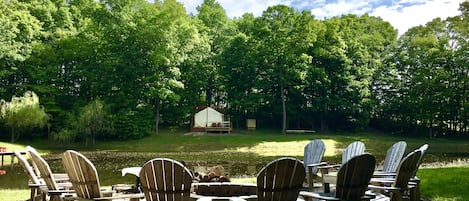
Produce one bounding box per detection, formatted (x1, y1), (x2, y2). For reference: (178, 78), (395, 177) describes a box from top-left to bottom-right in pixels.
(139, 158), (193, 201)
(382, 141), (407, 173)
(412, 144), (428, 177)
(28, 148), (64, 201)
(62, 150), (102, 199)
(15, 150), (45, 201)
(28, 148), (59, 191)
(394, 150), (422, 189)
(257, 157), (305, 201)
(14, 150), (42, 185)
(342, 141), (366, 163)
(26, 146), (42, 178)
(335, 153), (376, 200)
(303, 139), (325, 174)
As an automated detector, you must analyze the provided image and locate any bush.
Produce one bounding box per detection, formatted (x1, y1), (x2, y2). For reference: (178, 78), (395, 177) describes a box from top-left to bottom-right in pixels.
(108, 107), (153, 140)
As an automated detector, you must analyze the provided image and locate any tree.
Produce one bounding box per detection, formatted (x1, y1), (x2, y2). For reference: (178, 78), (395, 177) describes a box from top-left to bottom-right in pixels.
(306, 14), (397, 131)
(75, 99), (109, 145)
(385, 2), (469, 137)
(194, 0), (234, 106)
(0, 0), (42, 98)
(220, 32), (260, 127)
(252, 6), (318, 133)
(0, 91), (49, 142)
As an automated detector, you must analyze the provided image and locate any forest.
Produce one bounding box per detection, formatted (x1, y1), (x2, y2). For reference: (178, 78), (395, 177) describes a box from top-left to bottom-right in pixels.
(0, 0), (468, 143)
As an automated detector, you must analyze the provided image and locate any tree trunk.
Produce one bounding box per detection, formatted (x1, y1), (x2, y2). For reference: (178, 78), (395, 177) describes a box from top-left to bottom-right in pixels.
(10, 127), (15, 143)
(155, 101), (160, 134)
(281, 82), (287, 134)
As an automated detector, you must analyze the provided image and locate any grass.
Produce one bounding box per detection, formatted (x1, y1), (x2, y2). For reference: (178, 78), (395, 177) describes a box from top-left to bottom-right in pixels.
(419, 166), (469, 201)
(1, 129), (469, 201)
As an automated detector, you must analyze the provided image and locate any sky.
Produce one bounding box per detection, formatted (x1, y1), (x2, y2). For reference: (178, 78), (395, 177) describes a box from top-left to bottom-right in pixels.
(176, 0), (463, 35)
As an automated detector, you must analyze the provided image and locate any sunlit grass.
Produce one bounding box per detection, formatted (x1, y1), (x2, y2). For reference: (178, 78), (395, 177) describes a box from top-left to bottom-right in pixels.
(232, 139), (337, 157)
(431, 197), (462, 201)
(0, 189), (29, 201)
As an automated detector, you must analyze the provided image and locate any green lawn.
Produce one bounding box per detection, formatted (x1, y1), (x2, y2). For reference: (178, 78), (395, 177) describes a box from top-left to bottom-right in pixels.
(1, 129), (468, 201)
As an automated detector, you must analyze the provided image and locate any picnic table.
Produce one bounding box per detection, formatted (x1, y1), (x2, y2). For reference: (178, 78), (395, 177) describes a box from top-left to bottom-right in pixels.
(0, 151), (27, 169)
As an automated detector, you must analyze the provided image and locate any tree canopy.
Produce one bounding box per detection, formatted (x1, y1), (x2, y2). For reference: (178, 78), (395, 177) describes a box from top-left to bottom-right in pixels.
(0, 0), (467, 143)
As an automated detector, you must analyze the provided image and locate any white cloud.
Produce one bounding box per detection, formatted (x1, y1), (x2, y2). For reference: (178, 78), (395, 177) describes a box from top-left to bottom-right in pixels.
(310, 0), (374, 19)
(370, 0), (461, 35)
(217, 0), (287, 17)
(177, 0), (203, 16)
(176, 0), (461, 35)
(177, 0), (289, 18)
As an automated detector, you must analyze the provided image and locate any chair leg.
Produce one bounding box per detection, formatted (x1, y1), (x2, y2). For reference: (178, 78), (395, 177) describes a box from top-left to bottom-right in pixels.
(30, 188), (36, 201)
(410, 182), (421, 201)
(319, 168), (330, 193)
(307, 166), (315, 190)
(391, 191), (404, 201)
(29, 187), (43, 201)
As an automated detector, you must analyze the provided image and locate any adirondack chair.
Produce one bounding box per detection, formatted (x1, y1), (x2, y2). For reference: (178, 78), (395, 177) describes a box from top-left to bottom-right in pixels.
(26, 146), (69, 183)
(368, 150), (422, 201)
(409, 144), (428, 201)
(299, 153), (376, 201)
(256, 157), (305, 201)
(139, 158), (193, 201)
(61, 150), (143, 201)
(28, 148), (74, 201)
(319, 141), (366, 192)
(14, 150), (46, 201)
(303, 139), (326, 189)
(375, 141), (407, 175)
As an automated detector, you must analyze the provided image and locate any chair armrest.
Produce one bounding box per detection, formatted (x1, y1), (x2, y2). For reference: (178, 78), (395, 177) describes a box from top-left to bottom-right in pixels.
(317, 164), (341, 170)
(370, 178), (395, 184)
(46, 189), (75, 195)
(91, 193), (144, 200)
(28, 183), (45, 187)
(57, 182), (73, 188)
(368, 184), (416, 192)
(317, 164), (341, 174)
(373, 171), (397, 177)
(65, 193), (144, 201)
(299, 191), (340, 201)
(368, 184), (400, 192)
(307, 162), (328, 168)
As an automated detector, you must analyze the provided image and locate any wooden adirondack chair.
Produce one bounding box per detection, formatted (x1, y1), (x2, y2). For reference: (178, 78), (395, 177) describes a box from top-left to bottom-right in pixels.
(26, 146), (69, 183)
(300, 153), (376, 201)
(374, 141), (407, 175)
(381, 141), (407, 173)
(368, 149), (422, 201)
(409, 144), (428, 201)
(28, 149), (74, 201)
(303, 139), (326, 189)
(319, 141), (366, 192)
(14, 150), (46, 201)
(256, 157), (305, 201)
(139, 158), (193, 201)
(61, 150), (143, 201)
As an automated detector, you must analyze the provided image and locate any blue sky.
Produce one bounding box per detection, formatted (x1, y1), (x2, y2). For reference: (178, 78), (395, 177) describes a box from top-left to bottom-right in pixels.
(177, 0), (462, 35)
